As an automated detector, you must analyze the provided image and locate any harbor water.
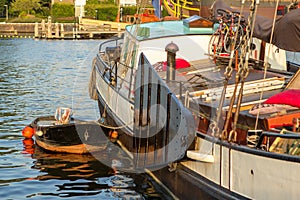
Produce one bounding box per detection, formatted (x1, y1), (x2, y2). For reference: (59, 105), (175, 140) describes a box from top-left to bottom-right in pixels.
(0, 39), (171, 199)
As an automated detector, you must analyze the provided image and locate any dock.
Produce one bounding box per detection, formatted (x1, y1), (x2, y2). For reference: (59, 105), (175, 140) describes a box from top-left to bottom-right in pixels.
(0, 18), (129, 39)
(34, 17), (129, 39)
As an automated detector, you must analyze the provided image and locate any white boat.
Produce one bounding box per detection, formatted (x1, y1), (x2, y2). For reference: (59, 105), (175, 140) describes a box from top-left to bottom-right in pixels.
(89, 1), (300, 199)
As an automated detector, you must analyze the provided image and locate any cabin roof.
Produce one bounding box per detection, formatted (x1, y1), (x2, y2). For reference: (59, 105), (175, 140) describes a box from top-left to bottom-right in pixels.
(125, 20), (213, 41)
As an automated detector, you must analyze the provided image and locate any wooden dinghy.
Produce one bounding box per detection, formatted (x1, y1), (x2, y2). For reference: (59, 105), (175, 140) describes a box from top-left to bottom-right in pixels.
(23, 114), (109, 154)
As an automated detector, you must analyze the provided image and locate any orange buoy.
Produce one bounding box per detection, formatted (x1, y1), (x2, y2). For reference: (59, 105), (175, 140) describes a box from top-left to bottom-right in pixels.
(22, 126), (35, 139)
(109, 130), (118, 139)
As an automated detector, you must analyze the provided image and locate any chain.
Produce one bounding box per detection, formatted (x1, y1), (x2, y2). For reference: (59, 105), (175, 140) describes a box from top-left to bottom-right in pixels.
(227, 0), (260, 142)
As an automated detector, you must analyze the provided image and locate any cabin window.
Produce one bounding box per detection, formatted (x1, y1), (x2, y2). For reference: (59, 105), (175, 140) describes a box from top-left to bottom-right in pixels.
(130, 43), (137, 68)
(121, 36), (129, 63)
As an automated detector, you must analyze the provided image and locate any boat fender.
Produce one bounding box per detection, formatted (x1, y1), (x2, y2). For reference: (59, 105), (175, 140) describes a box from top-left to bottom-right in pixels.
(22, 126), (35, 139)
(35, 130), (43, 137)
(187, 150), (215, 163)
(168, 162), (177, 172)
(109, 130), (118, 139)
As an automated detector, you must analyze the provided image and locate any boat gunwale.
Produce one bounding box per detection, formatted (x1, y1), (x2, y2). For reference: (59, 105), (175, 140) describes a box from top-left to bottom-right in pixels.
(176, 163), (251, 200)
(196, 131), (300, 163)
(96, 85), (134, 135)
(30, 115), (100, 129)
(35, 139), (105, 154)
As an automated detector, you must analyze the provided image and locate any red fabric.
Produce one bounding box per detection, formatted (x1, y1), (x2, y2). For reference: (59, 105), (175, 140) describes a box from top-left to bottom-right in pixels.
(162, 58), (190, 71)
(264, 89), (300, 108)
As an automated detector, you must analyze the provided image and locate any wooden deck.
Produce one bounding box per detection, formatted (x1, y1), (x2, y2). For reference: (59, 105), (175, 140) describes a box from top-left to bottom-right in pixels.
(159, 57), (291, 114)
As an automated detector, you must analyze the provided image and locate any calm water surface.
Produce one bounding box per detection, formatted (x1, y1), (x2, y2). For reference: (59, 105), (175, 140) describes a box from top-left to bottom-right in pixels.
(0, 39), (170, 199)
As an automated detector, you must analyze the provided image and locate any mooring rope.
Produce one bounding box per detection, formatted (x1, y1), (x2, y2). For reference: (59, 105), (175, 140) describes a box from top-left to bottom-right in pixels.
(77, 119), (133, 130)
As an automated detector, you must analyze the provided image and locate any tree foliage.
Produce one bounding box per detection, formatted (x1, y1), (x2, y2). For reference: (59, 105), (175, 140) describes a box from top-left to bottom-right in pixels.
(11, 0), (41, 15)
(40, 0), (50, 8)
(52, 3), (74, 18)
(86, 0), (115, 5)
(0, 0), (8, 16)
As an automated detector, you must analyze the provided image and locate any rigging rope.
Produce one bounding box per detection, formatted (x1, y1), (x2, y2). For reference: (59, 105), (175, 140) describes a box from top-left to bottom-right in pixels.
(220, 0), (247, 140)
(228, 0), (260, 142)
(254, 0), (280, 130)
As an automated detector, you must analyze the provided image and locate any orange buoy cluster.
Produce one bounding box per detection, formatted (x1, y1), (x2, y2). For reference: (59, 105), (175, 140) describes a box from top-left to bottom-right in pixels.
(22, 126), (35, 139)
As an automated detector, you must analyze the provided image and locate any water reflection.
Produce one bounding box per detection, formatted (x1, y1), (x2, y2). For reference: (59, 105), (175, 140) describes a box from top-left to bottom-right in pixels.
(26, 146), (160, 199)
(0, 39), (168, 199)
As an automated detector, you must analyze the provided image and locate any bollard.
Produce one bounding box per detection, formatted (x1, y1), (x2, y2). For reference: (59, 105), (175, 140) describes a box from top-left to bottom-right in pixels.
(55, 22), (59, 38)
(47, 16), (52, 38)
(41, 19), (46, 37)
(60, 24), (64, 38)
(34, 22), (39, 38)
(165, 42), (179, 83)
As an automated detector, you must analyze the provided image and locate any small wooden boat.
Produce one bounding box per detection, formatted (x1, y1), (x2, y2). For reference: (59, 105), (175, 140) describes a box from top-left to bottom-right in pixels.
(25, 115), (109, 154)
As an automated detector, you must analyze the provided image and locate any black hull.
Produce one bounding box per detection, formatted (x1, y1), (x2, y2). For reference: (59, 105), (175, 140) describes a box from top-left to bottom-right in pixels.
(97, 97), (135, 153)
(153, 163), (250, 200)
(97, 98), (249, 199)
(31, 116), (108, 154)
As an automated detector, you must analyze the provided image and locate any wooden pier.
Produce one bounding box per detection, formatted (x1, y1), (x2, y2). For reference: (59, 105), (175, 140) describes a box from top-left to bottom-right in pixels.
(0, 17), (128, 39)
(34, 17), (128, 39)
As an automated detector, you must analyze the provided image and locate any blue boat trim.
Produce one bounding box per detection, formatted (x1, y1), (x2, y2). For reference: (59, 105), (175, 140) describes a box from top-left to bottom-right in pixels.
(126, 21), (213, 41)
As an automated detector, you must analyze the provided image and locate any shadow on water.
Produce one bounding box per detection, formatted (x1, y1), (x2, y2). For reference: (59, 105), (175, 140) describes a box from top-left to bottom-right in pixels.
(21, 139), (167, 199)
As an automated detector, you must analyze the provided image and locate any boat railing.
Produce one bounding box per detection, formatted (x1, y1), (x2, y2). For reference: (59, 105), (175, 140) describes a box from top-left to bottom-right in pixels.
(97, 50), (137, 101)
(162, 0), (200, 18)
(98, 49), (205, 106)
(256, 130), (300, 155)
(165, 79), (215, 125)
(164, 79), (188, 102)
(98, 37), (123, 53)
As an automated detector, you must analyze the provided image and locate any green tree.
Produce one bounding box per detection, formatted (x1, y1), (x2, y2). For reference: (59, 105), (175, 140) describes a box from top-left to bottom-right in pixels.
(40, 0), (50, 8)
(37, 0), (50, 17)
(0, 0), (8, 17)
(11, 0), (41, 15)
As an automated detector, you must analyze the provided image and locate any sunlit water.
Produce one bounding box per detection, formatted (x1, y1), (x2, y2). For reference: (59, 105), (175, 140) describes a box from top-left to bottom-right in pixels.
(0, 39), (169, 199)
